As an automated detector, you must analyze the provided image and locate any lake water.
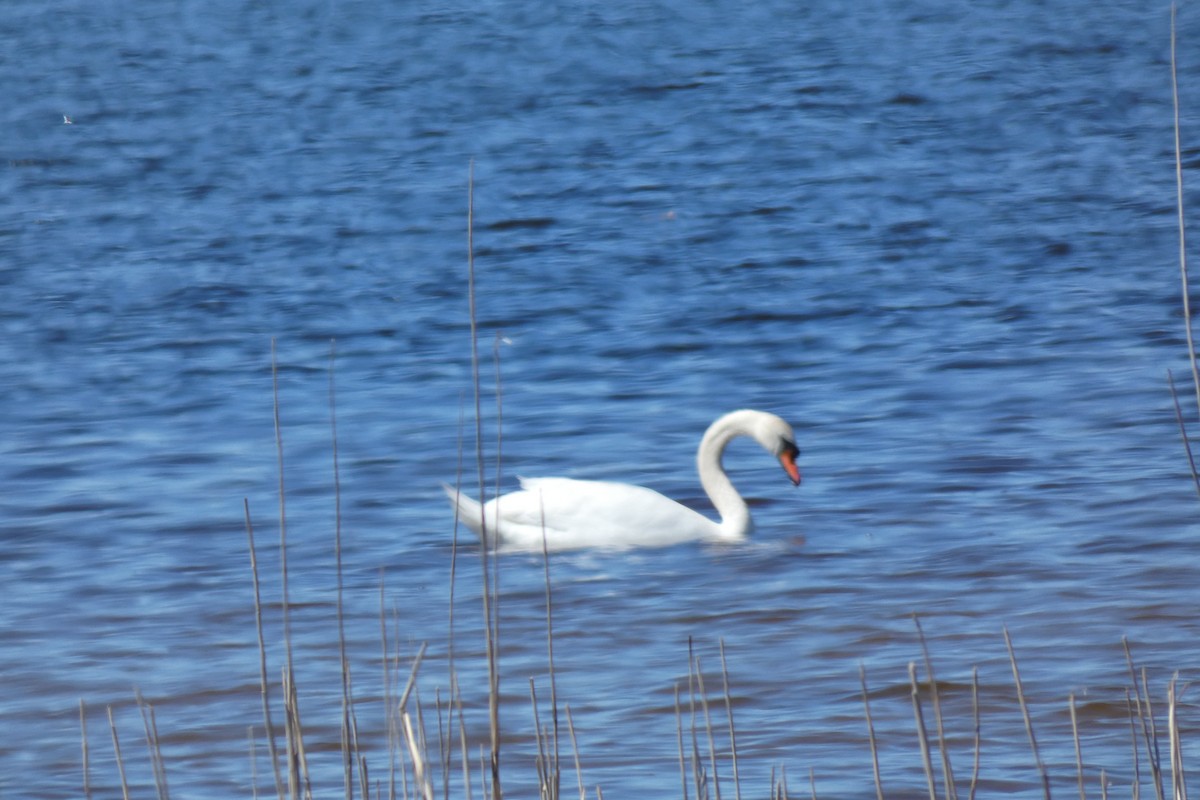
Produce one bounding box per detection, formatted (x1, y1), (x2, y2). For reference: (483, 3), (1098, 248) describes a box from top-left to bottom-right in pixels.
(3, 0), (1200, 797)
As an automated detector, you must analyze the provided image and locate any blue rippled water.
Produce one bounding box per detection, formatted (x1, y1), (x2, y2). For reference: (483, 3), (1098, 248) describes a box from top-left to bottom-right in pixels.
(3, 0), (1200, 797)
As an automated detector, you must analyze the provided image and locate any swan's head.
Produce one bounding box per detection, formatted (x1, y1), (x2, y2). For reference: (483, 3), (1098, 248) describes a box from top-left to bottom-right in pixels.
(724, 412), (801, 489)
(702, 409), (803, 488)
(745, 411), (802, 487)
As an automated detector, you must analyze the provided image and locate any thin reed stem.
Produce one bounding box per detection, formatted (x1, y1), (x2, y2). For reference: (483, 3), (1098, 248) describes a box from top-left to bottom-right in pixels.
(329, 340), (356, 800)
(1126, 639), (1166, 800)
(909, 662), (938, 800)
(466, 159), (502, 799)
(80, 700), (92, 800)
(692, 654), (723, 800)
(859, 664), (884, 800)
(1167, 370), (1200, 497)
(718, 641), (742, 800)
(135, 690), (169, 800)
(1168, 675), (1187, 800)
(541, 502), (561, 800)
(245, 500), (285, 799)
(565, 704), (585, 800)
(1070, 693), (1085, 800)
(969, 666), (981, 800)
(107, 705), (131, 800)
(1129, 690), (1144, 800)
(1002, 627), (1049, 800)
(676, 683), (690, 800)
(270, 340), (292, 671)
(1170, 3), (1200, 418)
(1145, 668), (1168, 800)
(914, 616), (957, 800)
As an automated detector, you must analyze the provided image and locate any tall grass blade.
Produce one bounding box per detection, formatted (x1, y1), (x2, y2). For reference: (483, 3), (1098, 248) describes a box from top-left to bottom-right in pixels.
(541, 499), (561, 800)
(718, 640), (742, 800)
(692, 654), (723, 800)
(1167, 371), (1200, 497)
(1069, 693), (1085, 800)
(859, 664), (884, 800)
(676, 683), (690, 800)
(107, 705), (131, 800)
(968, 666), (981, 800)
(328, 340), (356, 800)
(909, 662), (938, 800)
(466, 159), (502, 799)
(1168, 674), (1187, 800)
(1128, 690), (1143, 800)
(1125, 640), (1166, 800)
(81, 700), (92, 800)
(565, 704), (585, 800)
(1002, 626), (1049, 800)
(245, 500), (285, 799)
(135, 690), (169, 800)
(1144, 667), (1168, 800)
(1170, 3), (1200, 418)
(914, 616), (957, 800)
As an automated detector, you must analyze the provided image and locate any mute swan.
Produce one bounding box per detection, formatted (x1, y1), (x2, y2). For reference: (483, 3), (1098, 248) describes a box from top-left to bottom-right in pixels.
(443, 409), (801, 551)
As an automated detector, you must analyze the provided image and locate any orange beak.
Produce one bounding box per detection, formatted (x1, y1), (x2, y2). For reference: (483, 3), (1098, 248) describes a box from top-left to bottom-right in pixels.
(779, 449), (801, 486)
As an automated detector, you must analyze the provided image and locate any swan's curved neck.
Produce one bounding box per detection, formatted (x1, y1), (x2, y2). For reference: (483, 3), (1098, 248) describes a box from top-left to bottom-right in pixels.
(696, 413), (754, 539)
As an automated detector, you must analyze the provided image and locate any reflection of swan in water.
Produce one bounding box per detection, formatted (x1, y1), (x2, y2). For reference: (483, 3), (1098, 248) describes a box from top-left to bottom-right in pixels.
(444, 409), (801, 551)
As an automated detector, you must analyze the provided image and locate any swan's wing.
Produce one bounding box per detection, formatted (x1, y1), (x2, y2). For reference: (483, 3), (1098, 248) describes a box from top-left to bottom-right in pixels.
(486, 477), (717, 550)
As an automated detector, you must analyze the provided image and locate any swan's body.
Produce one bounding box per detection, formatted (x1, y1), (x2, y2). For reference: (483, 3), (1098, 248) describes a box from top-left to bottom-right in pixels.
(444, 409), (801, 551)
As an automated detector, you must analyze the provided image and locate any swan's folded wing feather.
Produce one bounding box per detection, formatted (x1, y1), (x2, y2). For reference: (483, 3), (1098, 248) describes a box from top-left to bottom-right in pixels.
(502, 477), (718, 548)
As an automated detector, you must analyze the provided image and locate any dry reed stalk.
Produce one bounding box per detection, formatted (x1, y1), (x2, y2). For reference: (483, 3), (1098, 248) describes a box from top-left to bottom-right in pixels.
(1125, 640), (1166, 800)
(466, 160), (502, 799)
(270, 340), (293, 675)
(80, 700), (92, 800)
(134, 689), (169, 800)
(908, 662), (938, 800)
(1168, 674), (1188, 800)
(282, 665), (314, 800)
(692, 654), (723, 800)
(1170, 4), (1200, 418)
(530, 681), (548, 795)
(1070, 693), (1085, 800)
(540, 499), (562, 800)
(245, 500), (285, 798)
(858, 664), (884, 800)
(435, 687), (452, 800)
(379, 581), (399, 800)
(676, 683), (690, 800)
(1167, 371), (1200, 497)
(1128, 690), (1144, 800)
(565, 704), (585, 800)
(914, 617), (957, 800)
(1144, 667), (1168, 800)
(107, 704), (131, 800)
(1002, 627), (1049, 800)
(328, 340), (357, 800)
(685, 639), (708, 800)
(249, 727), (258, 800)
(718, 640), (742, 800)
(396, 643), (433, 800)
(455, 681), (472, 800)
(968, 666), (980, 800)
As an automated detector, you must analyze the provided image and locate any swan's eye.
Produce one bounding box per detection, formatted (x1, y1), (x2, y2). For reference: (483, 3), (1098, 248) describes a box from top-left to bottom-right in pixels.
(781, 441), (799, 458)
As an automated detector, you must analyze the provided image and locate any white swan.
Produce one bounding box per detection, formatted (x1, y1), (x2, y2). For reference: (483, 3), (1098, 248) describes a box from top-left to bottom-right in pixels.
(443, 409), (801, 551)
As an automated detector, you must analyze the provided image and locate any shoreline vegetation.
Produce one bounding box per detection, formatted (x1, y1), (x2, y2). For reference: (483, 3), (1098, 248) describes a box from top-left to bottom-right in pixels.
(81, 10), (1197, 800)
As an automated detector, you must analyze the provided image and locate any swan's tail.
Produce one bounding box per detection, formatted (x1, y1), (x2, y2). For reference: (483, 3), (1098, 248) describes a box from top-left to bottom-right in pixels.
(442, 483), (485, 540)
